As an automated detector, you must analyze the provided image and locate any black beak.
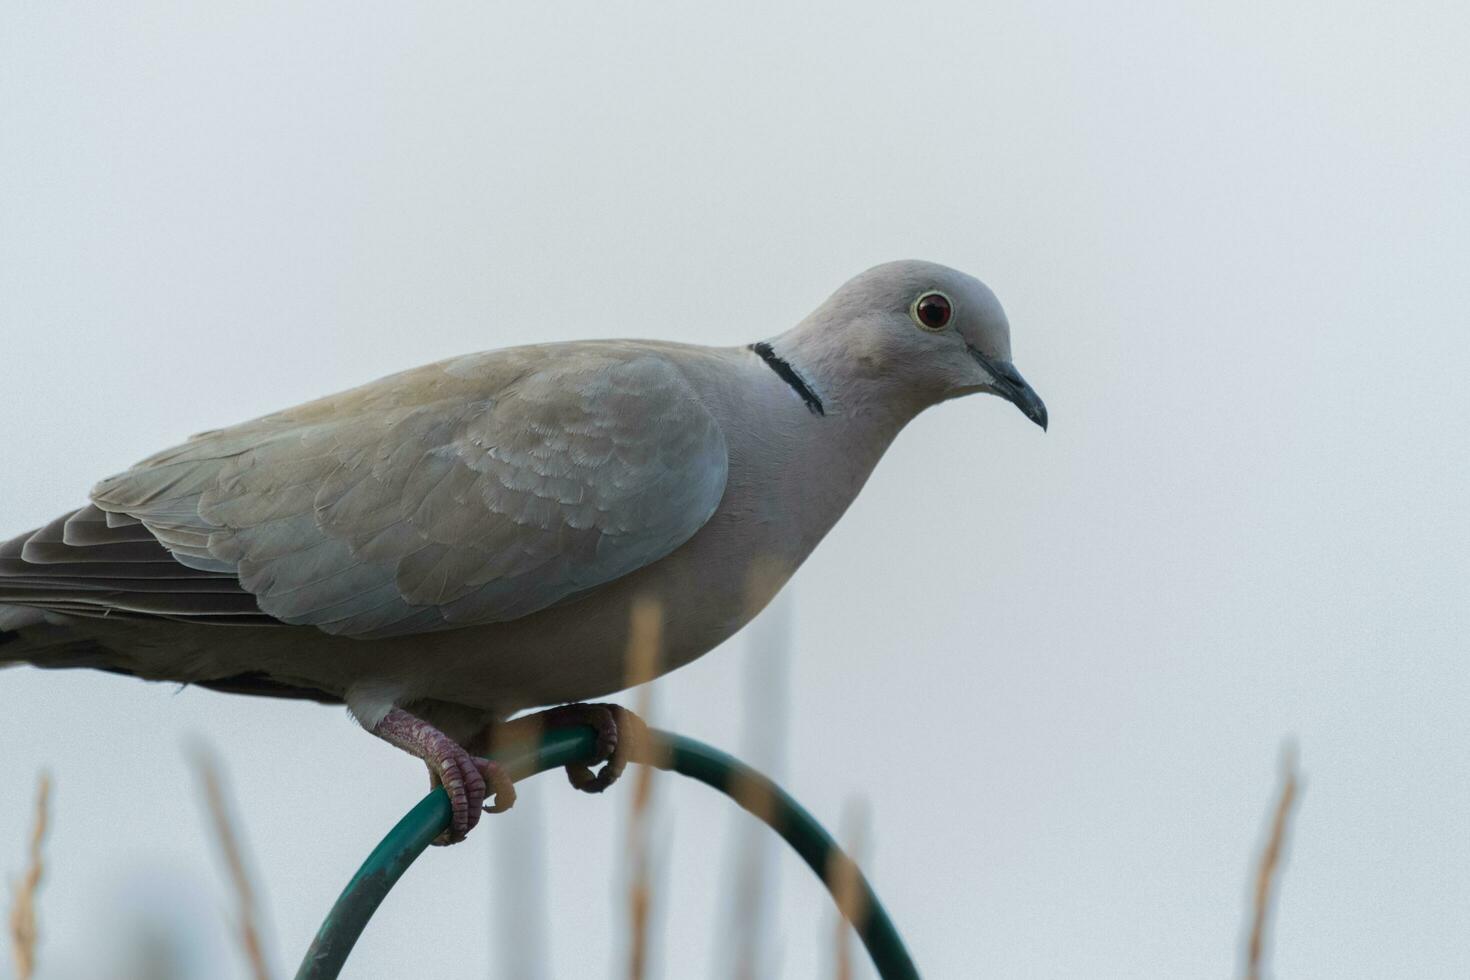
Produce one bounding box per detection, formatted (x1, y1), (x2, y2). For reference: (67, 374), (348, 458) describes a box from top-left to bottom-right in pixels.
(968, 346), (1048, 431)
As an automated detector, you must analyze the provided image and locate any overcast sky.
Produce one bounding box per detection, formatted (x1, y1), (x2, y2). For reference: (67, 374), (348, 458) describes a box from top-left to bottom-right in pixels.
(2, 2), (1468, 978)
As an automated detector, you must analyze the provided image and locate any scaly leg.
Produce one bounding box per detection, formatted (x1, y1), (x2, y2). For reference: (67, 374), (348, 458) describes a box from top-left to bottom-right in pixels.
(372, 707), (516, 845)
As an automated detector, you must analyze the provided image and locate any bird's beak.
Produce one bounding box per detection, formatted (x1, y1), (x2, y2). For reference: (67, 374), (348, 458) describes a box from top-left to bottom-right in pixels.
(968, 346), (1048, 431)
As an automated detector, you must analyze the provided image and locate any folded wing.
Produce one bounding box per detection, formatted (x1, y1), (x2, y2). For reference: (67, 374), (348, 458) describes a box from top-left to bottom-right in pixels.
(6, 344), (728, 639)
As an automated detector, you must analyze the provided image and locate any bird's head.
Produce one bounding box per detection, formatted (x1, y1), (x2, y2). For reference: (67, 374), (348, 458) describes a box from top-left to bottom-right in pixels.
(784, 259), (1047, 430)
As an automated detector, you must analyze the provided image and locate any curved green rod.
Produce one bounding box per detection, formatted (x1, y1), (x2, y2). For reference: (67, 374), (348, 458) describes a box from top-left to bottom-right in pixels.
(295, 727), (920, 980)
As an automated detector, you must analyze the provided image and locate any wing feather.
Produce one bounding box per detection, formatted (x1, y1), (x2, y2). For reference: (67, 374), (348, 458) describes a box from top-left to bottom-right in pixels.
(80, 343), (728, 638)
(0, 508), (277, 622)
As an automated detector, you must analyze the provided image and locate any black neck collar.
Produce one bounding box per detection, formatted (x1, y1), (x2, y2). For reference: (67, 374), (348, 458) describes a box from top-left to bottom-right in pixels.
(750, 342), (824, 416)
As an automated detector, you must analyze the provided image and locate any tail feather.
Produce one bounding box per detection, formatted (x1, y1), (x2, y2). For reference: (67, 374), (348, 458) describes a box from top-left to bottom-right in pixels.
(0, 605), (342, 704)
(0, 604), (119, 669)
(0, 604), (45, 632)
(0, 604), (43, 662)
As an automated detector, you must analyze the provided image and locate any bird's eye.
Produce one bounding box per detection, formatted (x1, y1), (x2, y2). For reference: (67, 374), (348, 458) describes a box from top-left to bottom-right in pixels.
(912, 292), (953, 331)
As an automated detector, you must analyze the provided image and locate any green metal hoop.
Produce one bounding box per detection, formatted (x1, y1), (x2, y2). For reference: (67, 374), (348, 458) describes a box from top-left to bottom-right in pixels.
(294, 726), (920, 980)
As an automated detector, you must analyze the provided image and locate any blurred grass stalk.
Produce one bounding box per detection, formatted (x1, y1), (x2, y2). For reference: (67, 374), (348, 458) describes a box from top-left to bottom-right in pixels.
(8, 771), (50, 980)
(625, 595), (665, 980)
(493, 723), (551, 980)
(720, 561), (793, 980)
(1245, 744), (1301, 980)
(192, 745), (273, 980)
(826, 801), (870, 980)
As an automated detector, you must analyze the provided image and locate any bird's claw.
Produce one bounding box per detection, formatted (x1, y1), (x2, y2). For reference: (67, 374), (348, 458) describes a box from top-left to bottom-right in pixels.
(541, 702), (650, 795)
(488, 702), (650, 795)
(376, 701), (646, 847)
(427, 749), (514, 846)
(480, 758), (517, 814)
(371, 707), (515, 846)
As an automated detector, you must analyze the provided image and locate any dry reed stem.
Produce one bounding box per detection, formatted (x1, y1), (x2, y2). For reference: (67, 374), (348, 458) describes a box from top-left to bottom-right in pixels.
(726, 560), (789, 829)
(1245, 745), (1301, 980)
(8, 772), (50, 980)
(723, 558), (792, 980)
(724, 766), (781, 980)
(827, 800), (870, 980)
(193, 748), (272, 980)
(625, 595), (664, 980)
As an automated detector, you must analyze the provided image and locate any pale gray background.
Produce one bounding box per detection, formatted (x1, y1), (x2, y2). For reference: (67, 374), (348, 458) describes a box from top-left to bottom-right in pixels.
(2, 2), (1468, 978)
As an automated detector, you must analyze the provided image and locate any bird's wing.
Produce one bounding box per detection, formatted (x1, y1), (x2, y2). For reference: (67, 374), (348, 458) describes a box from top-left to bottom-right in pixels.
(64, 344), (729, 638)
(0, 504), (270, 626)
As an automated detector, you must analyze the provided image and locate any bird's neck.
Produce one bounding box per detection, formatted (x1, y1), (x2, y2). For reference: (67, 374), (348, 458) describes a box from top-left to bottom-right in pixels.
(743, 333), (924, 554)
(760, 324), (931, 435)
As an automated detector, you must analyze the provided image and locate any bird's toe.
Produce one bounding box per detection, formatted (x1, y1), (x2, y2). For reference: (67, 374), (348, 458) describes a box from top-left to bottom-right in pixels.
(428, 743), (488, 845)
(475, 758), (516, 814)
(543, 702), (650, 795)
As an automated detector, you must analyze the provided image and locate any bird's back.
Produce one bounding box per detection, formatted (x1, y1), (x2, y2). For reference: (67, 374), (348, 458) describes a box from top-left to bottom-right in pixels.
(0, 339), (736, 701)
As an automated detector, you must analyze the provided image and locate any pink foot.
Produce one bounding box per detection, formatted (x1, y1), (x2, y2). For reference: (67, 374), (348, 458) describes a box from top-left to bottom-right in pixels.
(510, 702), (651, 795)
(372, 708), (516, 845)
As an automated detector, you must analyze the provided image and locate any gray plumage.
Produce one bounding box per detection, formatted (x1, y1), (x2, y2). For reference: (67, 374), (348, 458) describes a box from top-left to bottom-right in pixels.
(0, 260), (1046, 741)
(87, 346), (728, 637)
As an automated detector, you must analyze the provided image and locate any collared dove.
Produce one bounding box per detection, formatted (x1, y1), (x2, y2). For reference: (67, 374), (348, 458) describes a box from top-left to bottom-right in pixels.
(0, 260), (1046, 841)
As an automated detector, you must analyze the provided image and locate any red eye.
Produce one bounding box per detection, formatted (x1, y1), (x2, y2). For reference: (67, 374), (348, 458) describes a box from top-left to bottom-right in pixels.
(914, 292), (952, 330)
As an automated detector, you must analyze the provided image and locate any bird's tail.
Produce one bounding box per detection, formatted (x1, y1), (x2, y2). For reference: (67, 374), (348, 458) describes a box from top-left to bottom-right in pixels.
(0, 605), (117, 671)
(0, 604), (38, 663)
